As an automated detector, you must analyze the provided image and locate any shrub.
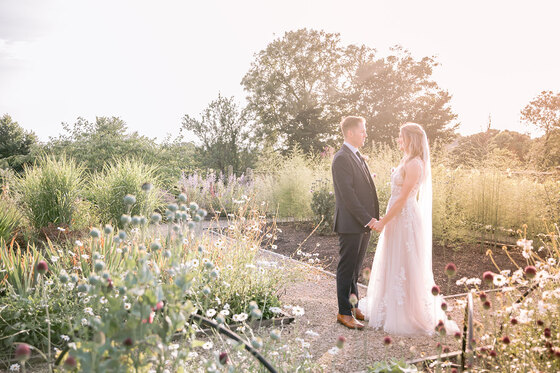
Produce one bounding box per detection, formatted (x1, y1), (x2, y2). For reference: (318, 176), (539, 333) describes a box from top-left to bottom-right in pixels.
(87, 158), (163, 227)
(17, 155), (87, 232)
(310, 178), (335, 234)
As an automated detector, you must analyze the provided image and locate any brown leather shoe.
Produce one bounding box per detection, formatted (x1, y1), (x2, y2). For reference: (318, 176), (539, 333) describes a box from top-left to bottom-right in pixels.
(337, 314), (364, 330)
(352, 307), (365, 321)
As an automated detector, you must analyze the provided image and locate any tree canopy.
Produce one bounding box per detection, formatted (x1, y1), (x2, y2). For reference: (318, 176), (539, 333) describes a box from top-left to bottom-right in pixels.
(0, 114), (38, 172)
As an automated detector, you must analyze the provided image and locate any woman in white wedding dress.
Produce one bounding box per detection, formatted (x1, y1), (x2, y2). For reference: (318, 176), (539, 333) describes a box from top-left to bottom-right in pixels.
(359, 123), (459, 336)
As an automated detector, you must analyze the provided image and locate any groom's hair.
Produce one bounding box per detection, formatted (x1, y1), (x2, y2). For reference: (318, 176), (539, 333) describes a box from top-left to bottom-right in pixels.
(340, 116), (366, 136)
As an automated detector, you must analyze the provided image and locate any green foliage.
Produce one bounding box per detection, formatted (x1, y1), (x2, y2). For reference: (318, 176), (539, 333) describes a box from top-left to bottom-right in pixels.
(0, 242), (43, 296)
(310, 178), (335, 234)
(87, 158), (163, 228)
(0, 198), (22, 243)
(0, 114), (38, 172)
(17, 155), (87, 232)
(181, 94), (255, 174)
(46, 116), (159, 174)
(242, 28), (458, 153)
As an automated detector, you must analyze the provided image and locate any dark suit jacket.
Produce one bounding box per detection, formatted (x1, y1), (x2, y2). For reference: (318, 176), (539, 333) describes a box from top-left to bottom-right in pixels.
(332, 144), (380, 233)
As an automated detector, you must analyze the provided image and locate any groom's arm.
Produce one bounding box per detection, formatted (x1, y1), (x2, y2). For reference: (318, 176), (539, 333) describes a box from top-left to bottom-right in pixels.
(332, 155), (373, 227)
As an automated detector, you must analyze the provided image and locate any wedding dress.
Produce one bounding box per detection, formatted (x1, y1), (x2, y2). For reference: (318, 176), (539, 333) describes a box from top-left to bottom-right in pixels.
(359, 155), (459, 336)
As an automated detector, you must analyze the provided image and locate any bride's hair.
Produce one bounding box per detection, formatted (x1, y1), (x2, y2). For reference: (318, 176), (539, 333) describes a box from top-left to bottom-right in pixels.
(400, 122), (427, 162)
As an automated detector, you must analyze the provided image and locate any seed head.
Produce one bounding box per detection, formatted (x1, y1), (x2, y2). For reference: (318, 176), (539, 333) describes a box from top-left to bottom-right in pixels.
(482, 271), (494, 284)
(37, 260), (48, 275)
(445, 263), (457, 277)
(431, 285), (440, 296)
(524, 265), (537, 279)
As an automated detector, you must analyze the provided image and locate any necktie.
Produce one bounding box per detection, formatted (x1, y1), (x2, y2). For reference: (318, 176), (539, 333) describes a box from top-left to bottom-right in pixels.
(355, 151), (370, 177)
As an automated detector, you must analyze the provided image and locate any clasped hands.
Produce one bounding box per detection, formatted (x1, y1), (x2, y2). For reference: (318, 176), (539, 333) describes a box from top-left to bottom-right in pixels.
(366, 217), (384, 232)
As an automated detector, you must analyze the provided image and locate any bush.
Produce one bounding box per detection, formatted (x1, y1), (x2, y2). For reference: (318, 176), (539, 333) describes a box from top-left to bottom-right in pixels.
(310, 178), (335, 234)
(87, 158), (163, 227)
(17, 155), (87, 232)
(0, 198), (22, 243)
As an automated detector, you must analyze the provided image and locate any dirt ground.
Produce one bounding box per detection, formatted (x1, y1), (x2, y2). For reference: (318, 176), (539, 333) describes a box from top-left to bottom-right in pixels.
(264, 222), (527, 296)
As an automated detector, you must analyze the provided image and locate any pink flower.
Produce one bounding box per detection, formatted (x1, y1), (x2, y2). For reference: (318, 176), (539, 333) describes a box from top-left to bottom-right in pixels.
(445, 263), (457, 277)
(14, 343), (31, 362)
(37, 260), (48, 275)
(482, 271), (494, 284)
(155, 301), (164, 311)
(431, 285), (440, 296)
(336, 335), (346, 349)
(219, 352), (228, 365)
(64, 356), (77, 369)
(524, 265), (537, 279)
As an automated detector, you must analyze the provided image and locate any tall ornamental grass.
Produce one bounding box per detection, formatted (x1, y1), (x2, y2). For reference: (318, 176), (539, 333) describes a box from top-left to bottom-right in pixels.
(17, 155), (87, 232)
(0, 198), (22, 243)
(87, 158), (163, 227)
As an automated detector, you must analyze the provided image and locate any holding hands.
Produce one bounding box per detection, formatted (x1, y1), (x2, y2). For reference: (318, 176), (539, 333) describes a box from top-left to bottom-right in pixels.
(366, 217), (384, 233)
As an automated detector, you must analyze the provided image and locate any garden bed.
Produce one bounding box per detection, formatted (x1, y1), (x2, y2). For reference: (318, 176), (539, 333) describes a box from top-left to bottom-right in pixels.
(266, 222), (528, 296)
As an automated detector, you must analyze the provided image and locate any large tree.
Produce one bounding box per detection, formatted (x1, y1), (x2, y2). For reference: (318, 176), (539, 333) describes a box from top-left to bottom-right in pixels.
(242, 29), (459, 153)
(241, 29), (345, 154)
(521, 91), (560, 167)
(181, 94), (254, 174)
(0, 114), (38, 172)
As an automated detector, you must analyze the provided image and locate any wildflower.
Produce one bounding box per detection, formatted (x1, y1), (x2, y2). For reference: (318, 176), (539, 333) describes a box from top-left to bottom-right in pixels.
(14, 344), (31, 362)
(482, 271), (494, 284)
(269, 306), (282, 314)
(548, 258), (556, 266)
(454, 331), (462, 340)
(441, 302), (448, 311)
(233, 313), (248, 322)
(465, 278), (481, 286)
(36, 260), (48, 275)
(544, 328), (551, 338)
(482, 301), (491, 310)
(61, 334), (70, 342)
(206, 309), (216, 318)
(104, 225), (113, 235)
(456, 277), (467, 286)
(219, 352), (228, 365)
(292, 306), (305, 316)
(431, 285), (440, 296)
(89, 228), (100, 239)
(94, 261), (105, 273)
(383, 336), (392, 345)
(75, 240), (83, 247)
(502, 336), (511, 344)
(141, 182), (153, 192)
(493, 275), (507, 287)
(511, 318), (518, 325)
(118, 231), (127, 240)
(479, 292), (487, 302)
(445, 263), (457, 277)
(9, 364), (20, 372)
(123, 194), (136, 206)
(151, 213), (162, 223)
(251, 337), (263, 349)
(349, 293), (358, 306)
(336, 336), (346, 349)
(524, 265), (537, 279)
(270, 329), (281, 341)
(123, 337), (134, 348)
(271, 244), (277, 250)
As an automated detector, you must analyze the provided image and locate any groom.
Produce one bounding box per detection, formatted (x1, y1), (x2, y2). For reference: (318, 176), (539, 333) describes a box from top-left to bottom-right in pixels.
(331, 116), (379, 329)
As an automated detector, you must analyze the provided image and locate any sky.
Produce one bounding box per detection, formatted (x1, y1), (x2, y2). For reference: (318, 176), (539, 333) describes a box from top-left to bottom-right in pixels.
(1, 0), (559, 142)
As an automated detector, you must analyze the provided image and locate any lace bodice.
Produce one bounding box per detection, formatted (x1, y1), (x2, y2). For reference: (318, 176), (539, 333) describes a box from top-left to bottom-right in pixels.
(388, 159), (424, 208)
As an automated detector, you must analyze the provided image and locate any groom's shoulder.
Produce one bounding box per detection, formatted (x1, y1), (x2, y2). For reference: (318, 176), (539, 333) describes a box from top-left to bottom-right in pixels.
(332, 147), (350, 165)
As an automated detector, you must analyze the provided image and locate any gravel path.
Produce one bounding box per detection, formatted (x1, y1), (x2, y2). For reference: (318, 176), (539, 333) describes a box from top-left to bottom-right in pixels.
(258, 249), (466, 372)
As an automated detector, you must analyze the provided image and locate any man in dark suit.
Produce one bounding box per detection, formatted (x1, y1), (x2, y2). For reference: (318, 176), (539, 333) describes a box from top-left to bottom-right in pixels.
(331, 116), (380, 329)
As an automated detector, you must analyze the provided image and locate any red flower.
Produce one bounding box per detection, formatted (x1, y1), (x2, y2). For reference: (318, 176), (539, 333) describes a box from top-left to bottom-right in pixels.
(64, 355), (77, 369)
(383, 336), (392, 345)
(336, 335), (346, 349)
(37, 260), (48, 275)
(445, 263), (457, 277)
(479, 292), (487, 302)
(123, 337), (134, 348)
(483, 300), (492, 310)
(14, 343), (31, 362)
(219, 352), (228, 365)
(524, 266), (537, 279)
(544, 328), (552, 338)
(502, 336), (511, 344)
(155, 301), (164, 311)
(482, 271), (494, 284)
(511, 318), (518, 325)
(454, 331), (462, 340)
(431, 285), (440, 296)
(489, 349), (497, 357)
(537, 319), (544, 326)
(441, 302), (448, 311)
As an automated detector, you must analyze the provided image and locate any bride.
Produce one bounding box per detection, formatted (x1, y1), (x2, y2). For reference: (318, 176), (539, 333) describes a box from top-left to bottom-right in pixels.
(360, 123), (459, 335)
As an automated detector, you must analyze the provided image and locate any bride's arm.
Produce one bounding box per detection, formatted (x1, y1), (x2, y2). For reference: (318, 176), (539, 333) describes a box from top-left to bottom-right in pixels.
(373, 159), (422, 231)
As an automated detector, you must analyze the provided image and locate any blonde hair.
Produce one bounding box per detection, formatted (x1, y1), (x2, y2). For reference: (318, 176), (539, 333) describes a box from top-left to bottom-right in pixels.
(400, 122), (426, 162)
(340, 116), (366, 136)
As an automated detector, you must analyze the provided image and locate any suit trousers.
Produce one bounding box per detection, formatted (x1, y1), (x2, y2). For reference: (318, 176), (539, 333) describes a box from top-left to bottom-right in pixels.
(337, 231), (371, 316)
